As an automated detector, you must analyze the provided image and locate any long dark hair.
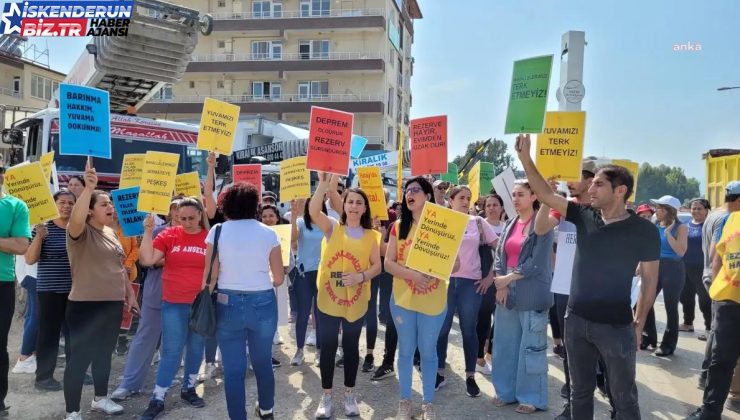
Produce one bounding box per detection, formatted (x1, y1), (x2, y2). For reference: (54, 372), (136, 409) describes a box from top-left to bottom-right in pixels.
(303, 195), (327, 231)
(260, 204), (285, 225)
(513, 180), (541, 212)
(484, 193), (506, 222)
(399, 176), (433, 240)
(341, 187), (373, 229)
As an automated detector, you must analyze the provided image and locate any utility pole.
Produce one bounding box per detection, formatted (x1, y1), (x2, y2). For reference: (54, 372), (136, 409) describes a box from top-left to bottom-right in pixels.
(555, 31), (586, 112)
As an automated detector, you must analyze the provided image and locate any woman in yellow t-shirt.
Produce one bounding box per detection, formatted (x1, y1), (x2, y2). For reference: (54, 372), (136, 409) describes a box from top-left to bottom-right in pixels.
(309, 173), (381, 419)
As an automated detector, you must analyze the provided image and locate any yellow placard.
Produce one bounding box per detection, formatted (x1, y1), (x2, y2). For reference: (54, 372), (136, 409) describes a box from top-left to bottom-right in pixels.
(4, 162), (59, 224)
(279, 156), (311, 201)
(175, 172), (201, 198)
(119, 154), (145, 188)
(271, 225), (292, 267)
(137, 151), (180, 214)
(612, 159), (639, 200)
(535, 111), (586, 182)
(357, 166), (388, 221)
(40, 151), (54, 182)
(197, 97), (240, 155)
(468, 161), (481, 208)
(405, 202), (469, 280)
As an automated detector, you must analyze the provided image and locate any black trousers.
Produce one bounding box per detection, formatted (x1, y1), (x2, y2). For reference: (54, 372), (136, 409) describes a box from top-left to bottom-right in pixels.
(378, 272), (398, 366)
(701, 302), (740, 419)
(36, 292), (70, 382)
(555, 293), (570, 391)
(317, 310), (364, 389)
(63, 300), (122, 413)
(680, 263), (712, 330)
(476, 286), (495, 358)
(644, 259), (685, 352)
(365, 276), (380, 350)
(0, 282), (15, 406)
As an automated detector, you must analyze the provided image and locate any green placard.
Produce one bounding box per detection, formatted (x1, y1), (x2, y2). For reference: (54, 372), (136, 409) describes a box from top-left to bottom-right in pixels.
(440, 162), (459, 183)
(479, 162), (494, 195)
(504, 55), (553, 134)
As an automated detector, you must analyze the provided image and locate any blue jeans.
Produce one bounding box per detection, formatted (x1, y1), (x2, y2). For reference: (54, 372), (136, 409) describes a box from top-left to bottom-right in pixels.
(391, 297), (446, 403)
(294, 270), (319, 349)
(155, 301), (205, 393)
(491, 305), (549, 410)
(20, 276), (38, 357)
(437, 277), (483, 373)
(217, 289), (277, 420)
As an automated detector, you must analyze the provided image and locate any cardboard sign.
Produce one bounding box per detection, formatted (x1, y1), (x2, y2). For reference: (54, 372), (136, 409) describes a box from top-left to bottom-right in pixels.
(468, 161), (495, 207)
(536, 112), (586, 182)
(306, 106), (354, 175)
(550, 221), (577, 295)
(59, 84), (111, 158)
(350, 135), (368, 159)
(405, 202), (469, 280)
(504, 55), (553, 134)
(350, 151), (398, 170)
(112, 187), (147, 237)
(612, 159), (640, 201)
(410, 115), (448, 176)
(440, 162), (459, 184)
(270, 224), (292, 266)
(137, 151), (180, 214)
(197, 97), (240, 155)
(4, 162), (59, 224)
(357, 166), (388, 221)
(119, 154), (145, 188)
(233, 164), (262, 198)
(279, 156), (311, 201)
(40, 151), (54, 182)
(120, 283), (141, 330)
(175, 172), (201, 198)
(492, 167), (517, 219)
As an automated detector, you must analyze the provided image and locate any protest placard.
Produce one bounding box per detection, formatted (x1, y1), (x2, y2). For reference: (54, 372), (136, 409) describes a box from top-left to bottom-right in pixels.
(492, 167), (517, 219)
(350, 151), (397, 171)
(612, 159), (640, 201)
(112, 187), (147, 237)
(59, 84), (111, 158)
(405, 202), (469, 280)
(40, 151), (54, 182)
(536, 112), (586, 182)
(197, 98), (240, 155)
(4, 162), (59, 224)
(306, 106), (354, 175)
(440, 162), (459, 184)
(468, 161), (495, 207)
(119, 154), (145, 188)
(175, 172), (201, 198)
(350, 135), (368, 159)
(270, 225), (292, 267)
(357, 166), (388, 221)
(120, 283), (140, 330)
(279, 156), (310, 201)
(504, 55), (553, 134)
(233, 164), (262, 198)
(469, 162), (481, 208)
(410, 115), (447, 176)
(137, 152), (180, 214)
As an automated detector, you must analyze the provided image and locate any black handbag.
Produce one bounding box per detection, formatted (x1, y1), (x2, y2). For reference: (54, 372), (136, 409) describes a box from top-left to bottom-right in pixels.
(476, 217), (494, 278)
(189, 224), (221, 337)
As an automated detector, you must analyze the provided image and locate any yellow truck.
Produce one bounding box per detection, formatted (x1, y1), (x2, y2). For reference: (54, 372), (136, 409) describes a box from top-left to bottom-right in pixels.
(704, 149), (740, 208)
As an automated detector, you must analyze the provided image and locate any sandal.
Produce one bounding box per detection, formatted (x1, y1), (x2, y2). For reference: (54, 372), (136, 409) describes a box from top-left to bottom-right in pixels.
(515, 404), (537, 414)
(492, 396), (514, 408)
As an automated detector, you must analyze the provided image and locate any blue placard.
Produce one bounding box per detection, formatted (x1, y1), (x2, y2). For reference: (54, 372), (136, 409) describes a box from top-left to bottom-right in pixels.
(59, 84), (111, 159)
(350, 135), (368, 159)
(112, 187), (147, 237)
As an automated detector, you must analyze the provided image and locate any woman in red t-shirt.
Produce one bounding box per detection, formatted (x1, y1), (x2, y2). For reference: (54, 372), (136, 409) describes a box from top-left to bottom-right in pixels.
(137, 198), (210, 419)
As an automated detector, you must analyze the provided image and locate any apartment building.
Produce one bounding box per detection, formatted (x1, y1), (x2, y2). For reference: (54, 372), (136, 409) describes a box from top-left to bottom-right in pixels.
(139, 0), (422, 152)
(0, 37), (66, 164)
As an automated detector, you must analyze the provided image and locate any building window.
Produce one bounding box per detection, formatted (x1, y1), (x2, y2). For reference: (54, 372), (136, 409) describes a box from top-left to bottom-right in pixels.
(252, 40), (282, 59)
(12, 76), (20, 94)
(156, 84), (173, 100)
(252, 1), (270, 17)
(189, 81), (195, 88)
(217, 81), (225, 89)
(387, 87), (394, 116)
(300, 0), (329, 16)
(299, 40), (329, 59)
(31, 74), (56, 100)
(217, 0), (226, 7)
(251, 81), (281, 99)
(298, 80), (328, 100)
(217, 40), (226, 48)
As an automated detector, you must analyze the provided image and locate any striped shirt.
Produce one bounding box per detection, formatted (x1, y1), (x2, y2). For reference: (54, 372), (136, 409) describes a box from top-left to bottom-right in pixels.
(35, 221), (72, 293)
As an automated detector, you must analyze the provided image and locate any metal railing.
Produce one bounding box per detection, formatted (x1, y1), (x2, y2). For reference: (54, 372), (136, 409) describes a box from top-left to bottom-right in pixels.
(210, 8), (384, 20)
(149, 93), (385, 103)
(0, 86), (21, 98)
(191, 51), (384, 62)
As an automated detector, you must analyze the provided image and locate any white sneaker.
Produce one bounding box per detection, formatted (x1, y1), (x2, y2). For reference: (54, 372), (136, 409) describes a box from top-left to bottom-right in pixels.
(273, 331), (284, 345)
(11, 355), (36, 374)
(306, 329), (317, 347)
(397, 399), (412, 420)
(475, 362), (492, 375)
(90, 397), (123, 415)
(198, 363), (217, 382)
(421, 403), (437, 419)
(315, 394), (333, 419)
(291, 349), (304, 366)
(64, 411), (83, 420)
(110, 387), (133, 402)
(344, 391), (359, 417)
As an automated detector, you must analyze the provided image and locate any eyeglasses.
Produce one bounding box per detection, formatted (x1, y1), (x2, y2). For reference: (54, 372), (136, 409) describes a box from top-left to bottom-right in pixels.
(405, 187), (423, 195)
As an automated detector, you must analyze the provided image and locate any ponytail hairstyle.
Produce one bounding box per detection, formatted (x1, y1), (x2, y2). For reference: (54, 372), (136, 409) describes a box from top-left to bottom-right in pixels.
(399, 176), (433, 240)
(178, 196), (210, 230)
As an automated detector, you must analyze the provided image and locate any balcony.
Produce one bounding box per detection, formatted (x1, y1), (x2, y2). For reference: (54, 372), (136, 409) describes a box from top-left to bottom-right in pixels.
(140, 93), (385, 115)
(211, 8), (385, 32)
(187, 52), (385, 73)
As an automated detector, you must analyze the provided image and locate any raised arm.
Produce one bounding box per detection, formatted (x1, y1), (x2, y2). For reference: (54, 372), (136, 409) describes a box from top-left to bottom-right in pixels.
(138, 214), (166, 267)
(24, 224), (47, 265)
(327, 174), (343, 216)
(515, 134), (568, 216)
(309, 173), (335, 236)
(68, 162), (97, 239)
(289, 199), (304, 252)
(204, 152), (218, 220)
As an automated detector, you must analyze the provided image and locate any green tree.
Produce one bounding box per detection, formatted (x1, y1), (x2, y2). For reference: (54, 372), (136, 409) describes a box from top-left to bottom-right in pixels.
(453, 139), (515, 184)
(634, 163), (701, 205)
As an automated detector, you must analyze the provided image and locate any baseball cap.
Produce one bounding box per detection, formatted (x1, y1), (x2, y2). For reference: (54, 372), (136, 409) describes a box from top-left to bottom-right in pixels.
(262, 191), (277, 202)
(650, 195), (681, 211)
(726, 180), (740, 195)
(433, 180), (449, 189)
(635, 204), (654, 215)
(581, 159), (597, 176)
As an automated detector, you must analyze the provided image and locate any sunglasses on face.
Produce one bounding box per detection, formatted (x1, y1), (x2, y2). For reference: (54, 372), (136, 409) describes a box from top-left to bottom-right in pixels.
(405, 187), (423, 195)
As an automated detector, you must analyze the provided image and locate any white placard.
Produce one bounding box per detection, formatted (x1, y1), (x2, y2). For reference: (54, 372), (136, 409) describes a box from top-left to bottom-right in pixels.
(492, 167), (517, 219)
